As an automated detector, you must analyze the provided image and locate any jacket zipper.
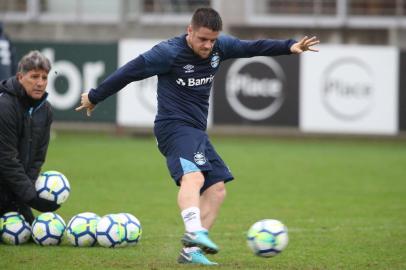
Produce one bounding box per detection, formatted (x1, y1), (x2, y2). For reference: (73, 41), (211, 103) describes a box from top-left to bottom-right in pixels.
(26, 107), (34, 167)
(26, 98), (47, 167)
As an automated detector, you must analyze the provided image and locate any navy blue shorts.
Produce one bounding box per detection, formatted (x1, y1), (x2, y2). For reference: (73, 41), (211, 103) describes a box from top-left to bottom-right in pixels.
(154, 121), (234, 193)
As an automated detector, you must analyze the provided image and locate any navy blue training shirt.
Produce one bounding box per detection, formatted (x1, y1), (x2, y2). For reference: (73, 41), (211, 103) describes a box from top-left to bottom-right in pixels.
(88, 34), (296, 130)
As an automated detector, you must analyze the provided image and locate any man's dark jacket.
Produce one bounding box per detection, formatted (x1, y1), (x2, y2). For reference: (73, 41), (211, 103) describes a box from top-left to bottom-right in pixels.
(0, 76), (52, 221)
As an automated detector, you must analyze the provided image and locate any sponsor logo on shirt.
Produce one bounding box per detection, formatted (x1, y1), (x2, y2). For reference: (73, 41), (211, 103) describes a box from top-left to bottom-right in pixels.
(176, 75), (214, 87)
(176, 78), (186, 86)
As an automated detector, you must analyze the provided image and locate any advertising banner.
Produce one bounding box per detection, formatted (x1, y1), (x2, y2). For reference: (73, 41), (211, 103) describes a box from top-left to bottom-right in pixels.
(300, 45), (398, 135)
(15, 42), (118, 122)
(213, 55), (299, 126)
(116, 39), (159, 127)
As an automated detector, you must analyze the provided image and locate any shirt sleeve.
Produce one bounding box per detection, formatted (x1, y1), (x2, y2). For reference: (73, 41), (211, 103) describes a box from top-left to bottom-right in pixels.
(217, 34), (297, 61)
(88, 41), (174, 104)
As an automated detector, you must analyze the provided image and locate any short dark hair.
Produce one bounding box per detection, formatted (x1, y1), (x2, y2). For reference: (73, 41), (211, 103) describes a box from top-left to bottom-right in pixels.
(17, 50), (51, 74)
(191, 7), (222, 31)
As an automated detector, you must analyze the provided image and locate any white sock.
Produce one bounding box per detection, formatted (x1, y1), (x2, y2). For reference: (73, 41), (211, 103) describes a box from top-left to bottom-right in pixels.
(183, 246), (201, 253)
(181, 207), (204, 232)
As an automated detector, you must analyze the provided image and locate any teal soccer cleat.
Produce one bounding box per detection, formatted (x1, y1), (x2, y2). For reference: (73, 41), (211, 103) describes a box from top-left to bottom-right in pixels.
(181, 231), (219, 254)
(177, 248), (218, 265)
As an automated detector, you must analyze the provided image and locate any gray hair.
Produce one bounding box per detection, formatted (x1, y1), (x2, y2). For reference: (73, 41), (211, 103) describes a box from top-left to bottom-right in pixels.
(17, 50), (51, 74)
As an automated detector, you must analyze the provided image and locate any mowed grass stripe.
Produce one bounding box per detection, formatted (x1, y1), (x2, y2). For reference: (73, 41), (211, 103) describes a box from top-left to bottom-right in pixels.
(0, 133), (405, 270)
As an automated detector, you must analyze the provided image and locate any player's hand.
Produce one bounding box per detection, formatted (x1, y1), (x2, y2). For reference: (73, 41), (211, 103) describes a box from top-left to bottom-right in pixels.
(75, 92), (95, 117)
(290, 36), (320, 54)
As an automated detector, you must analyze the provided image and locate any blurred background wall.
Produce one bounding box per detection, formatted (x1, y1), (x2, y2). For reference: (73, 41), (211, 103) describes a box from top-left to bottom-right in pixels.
(1, 0), (405, 137)
(2, 0), (406, 45)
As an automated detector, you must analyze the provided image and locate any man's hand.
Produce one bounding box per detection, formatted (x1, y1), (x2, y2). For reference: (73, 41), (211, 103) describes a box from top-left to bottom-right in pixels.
(75, 92), (95, 117)
(290, 36), (320, 54)
(28, 196), (60, 212)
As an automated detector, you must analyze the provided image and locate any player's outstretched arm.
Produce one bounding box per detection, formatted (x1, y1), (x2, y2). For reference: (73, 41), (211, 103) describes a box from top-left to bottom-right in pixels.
(75, 92), (95, 117)
(290, 36), (320, 54)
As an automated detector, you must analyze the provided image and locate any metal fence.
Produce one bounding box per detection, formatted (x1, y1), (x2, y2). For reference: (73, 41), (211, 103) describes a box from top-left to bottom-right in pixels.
(0, 0), (211, 23)
(1, 0), (405, 28)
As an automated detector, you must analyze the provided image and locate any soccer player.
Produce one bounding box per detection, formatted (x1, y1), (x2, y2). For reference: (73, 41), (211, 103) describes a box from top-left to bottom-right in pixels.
(76, 7), (319, 265)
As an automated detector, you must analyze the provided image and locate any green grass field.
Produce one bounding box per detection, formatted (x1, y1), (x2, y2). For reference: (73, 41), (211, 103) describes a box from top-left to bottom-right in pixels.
(1, 132), (405, 270)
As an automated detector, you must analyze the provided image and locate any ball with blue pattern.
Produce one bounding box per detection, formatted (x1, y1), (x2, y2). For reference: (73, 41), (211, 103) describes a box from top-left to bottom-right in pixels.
(117, 213), (142, 246)
(66, 212), (100, 247)
(35, 170), (71, 205)
(96, 214), (127, 248)
(0, 212), (31, 245)
(247, 219), (289, 257)
(31, 212), (66, 246)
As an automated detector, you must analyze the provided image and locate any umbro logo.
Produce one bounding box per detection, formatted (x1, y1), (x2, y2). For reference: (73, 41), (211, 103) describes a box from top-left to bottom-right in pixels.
(184, 212), (197, 222)
(183, 64), (195, 73)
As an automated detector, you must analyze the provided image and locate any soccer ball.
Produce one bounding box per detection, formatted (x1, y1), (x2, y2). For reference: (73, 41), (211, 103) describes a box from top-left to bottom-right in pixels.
(247, 219), (289, 257)
(0, 212), (31, 245)
(66, 212), (100, 247)
(117, 213), (142, 246)
(96, 214), (127, 248)
(35, 170), (71, 204)
(32, 212), (66, 246)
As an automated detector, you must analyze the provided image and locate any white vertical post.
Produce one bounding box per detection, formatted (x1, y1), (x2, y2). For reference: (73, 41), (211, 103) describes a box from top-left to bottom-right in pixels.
(27, 0), (39, 20)
(337, 0), (347, 26)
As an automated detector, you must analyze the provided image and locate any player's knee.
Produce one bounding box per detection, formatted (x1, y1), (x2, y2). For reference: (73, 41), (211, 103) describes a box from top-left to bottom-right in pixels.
(212, 183), (226, 202)
(180, 172), (205, 188)
(219, 185), (227, 202)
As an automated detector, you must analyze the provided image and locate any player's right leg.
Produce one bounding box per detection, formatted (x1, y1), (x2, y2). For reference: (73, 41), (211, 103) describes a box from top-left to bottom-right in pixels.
(178, 172), (219, 254)
(154, 124), (219, 259)
(177, 247), (218, 265)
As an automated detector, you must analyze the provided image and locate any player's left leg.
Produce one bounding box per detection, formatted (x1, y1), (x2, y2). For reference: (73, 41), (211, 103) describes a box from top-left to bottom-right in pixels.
(200, 181), (226, 230)
(199, 137), (233, 231)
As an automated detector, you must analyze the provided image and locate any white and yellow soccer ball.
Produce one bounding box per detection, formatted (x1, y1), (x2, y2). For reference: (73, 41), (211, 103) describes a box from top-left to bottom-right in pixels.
(32, 212), (66, 246)
(35, 170), (70, 205)
(96, 214), (127, 248)
(116, 213), (142, 246)
(247, 219), (289, 257)
(0, 212), (31, 245)
(66, 212), (100, 247)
